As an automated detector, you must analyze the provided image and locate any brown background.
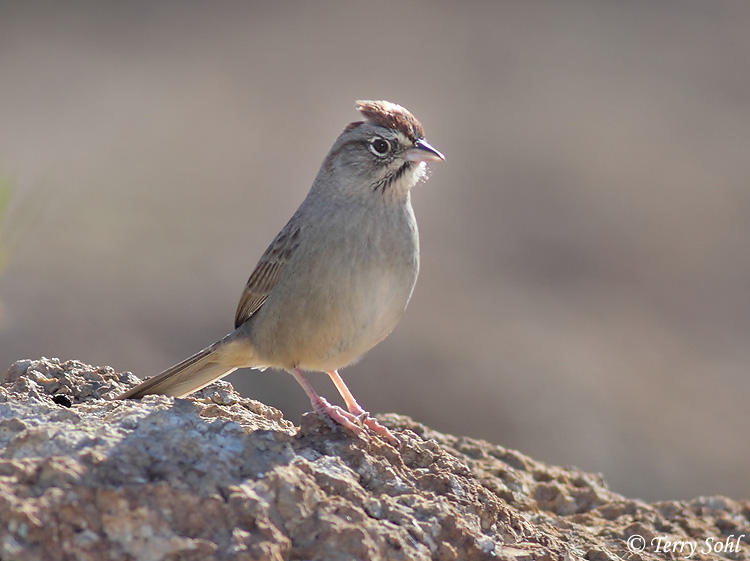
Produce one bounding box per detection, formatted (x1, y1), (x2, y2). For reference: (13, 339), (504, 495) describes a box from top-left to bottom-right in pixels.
(1, 1), (748, 501)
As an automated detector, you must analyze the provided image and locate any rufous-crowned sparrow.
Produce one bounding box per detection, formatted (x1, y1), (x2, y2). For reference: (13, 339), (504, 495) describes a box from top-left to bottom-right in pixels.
(118, 100), (444, 443)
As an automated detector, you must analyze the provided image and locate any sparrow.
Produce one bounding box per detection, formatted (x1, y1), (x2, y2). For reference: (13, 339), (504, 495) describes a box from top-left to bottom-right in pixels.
(118, 100), (444, 443)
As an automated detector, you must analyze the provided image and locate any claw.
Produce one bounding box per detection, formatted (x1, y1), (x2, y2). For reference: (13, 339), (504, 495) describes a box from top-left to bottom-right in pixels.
(361, 416), (398, 445)
(312, 396), (365, 437)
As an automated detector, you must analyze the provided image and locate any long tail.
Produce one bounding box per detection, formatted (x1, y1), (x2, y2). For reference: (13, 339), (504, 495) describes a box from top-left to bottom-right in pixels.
(117, 338), (241, 399)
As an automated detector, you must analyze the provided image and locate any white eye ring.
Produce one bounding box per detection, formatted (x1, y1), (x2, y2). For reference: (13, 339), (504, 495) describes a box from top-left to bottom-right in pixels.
(369, 137), (391, 157)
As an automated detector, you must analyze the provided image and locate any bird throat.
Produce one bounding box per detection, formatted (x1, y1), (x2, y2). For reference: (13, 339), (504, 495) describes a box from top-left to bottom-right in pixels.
(374, 162), (424, 199)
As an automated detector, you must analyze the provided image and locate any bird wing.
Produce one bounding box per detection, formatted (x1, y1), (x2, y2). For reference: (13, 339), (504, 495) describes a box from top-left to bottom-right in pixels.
(234, 221), (302, 327)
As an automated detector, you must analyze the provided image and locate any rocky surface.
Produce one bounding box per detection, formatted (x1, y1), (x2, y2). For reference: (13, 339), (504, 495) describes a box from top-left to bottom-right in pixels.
(0, 358), (747, 561)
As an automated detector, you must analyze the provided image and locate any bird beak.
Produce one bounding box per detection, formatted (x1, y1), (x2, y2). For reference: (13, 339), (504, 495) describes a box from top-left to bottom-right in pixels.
(405, 139), (445, 163)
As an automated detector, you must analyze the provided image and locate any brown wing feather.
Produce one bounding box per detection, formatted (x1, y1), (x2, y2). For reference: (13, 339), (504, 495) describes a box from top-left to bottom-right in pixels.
(234, 222), (302, 327)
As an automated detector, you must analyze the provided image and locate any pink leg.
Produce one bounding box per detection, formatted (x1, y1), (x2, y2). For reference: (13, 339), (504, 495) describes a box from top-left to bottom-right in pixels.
(288, 368), (363, 436)
(326, 370), (398, 444)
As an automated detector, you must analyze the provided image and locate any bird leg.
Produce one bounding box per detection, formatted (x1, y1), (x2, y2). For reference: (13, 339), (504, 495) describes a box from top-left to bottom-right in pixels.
(326, 370), (398, 444)
(288, 368), (363, 436)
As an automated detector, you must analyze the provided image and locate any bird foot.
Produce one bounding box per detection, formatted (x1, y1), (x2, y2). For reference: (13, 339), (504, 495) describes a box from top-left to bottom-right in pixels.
(361, 415), (398, 445)
(312, 397), (365, 436)
(350, 408), (398, 444)
(312, 397), (397, 444)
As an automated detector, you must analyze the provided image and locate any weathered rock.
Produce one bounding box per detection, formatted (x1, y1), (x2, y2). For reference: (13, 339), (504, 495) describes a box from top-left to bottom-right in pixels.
(0, 358), (747, 561)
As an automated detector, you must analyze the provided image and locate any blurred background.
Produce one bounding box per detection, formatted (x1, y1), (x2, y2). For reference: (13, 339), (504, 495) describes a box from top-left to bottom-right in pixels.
(1, 1), (749, 502)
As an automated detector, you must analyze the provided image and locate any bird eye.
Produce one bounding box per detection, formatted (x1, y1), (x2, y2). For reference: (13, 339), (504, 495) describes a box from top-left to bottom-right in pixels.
(369, 138), (391, 156)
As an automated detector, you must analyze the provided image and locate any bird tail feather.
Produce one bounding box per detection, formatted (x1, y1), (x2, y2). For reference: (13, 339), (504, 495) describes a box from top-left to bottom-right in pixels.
(117, 339), (241, 399)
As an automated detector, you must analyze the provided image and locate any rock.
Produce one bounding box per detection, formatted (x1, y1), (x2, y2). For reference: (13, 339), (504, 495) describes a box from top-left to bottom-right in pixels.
(0, 357), (747, 561)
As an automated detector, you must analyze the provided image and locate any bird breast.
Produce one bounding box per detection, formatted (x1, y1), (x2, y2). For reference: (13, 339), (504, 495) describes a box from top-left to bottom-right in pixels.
(246, 199), (419, 371)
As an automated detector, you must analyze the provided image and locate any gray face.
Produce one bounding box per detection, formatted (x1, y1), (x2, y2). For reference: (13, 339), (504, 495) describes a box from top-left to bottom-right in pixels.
(329, 122), (420, 198)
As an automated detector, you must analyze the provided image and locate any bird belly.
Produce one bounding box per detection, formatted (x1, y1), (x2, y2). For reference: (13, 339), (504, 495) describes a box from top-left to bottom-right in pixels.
(249, 259), (417, 372)
(304, 269), (414, 370)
